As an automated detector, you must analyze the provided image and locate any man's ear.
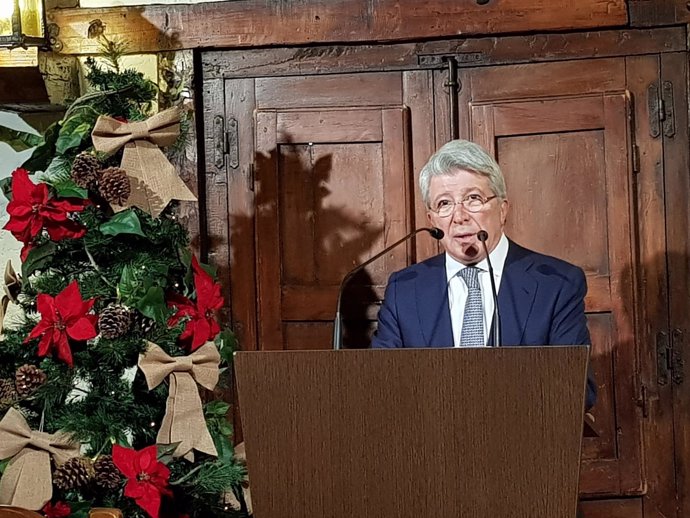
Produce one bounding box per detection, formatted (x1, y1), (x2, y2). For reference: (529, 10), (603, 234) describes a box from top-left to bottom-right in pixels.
(500, 199), (509, 226)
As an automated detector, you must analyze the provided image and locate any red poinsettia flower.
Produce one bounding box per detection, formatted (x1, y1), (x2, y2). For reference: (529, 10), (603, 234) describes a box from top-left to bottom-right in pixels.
(112, 444), (172, 518)
(3, 168), (88, 258)
(42, 501), (71, 518)
(168, 256), (223, 351)
(25, 280), (98, 367)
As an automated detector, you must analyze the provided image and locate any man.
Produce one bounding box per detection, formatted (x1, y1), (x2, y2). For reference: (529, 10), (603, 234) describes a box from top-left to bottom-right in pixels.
(371, 139), (596, 409)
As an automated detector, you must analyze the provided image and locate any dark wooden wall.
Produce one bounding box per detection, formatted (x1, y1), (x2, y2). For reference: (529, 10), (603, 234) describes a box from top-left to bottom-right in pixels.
(46, 1), (690, 517)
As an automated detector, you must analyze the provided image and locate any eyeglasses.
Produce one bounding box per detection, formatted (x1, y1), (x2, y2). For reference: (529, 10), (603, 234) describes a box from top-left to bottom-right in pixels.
(430, 194), (498, 217)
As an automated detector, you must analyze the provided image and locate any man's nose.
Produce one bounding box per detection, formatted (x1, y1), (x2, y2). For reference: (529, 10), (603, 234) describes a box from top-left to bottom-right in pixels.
(451, 201), (471, 222)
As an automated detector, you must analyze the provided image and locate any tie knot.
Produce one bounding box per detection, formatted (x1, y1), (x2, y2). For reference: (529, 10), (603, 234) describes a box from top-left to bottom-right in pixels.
(458, 266), (480, 289)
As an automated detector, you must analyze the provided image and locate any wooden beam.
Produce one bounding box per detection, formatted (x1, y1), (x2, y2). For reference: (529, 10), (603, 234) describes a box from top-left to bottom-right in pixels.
(201, 27), (687, 79)
(629, 0), (690, 26)
(48, 0), (628, 55)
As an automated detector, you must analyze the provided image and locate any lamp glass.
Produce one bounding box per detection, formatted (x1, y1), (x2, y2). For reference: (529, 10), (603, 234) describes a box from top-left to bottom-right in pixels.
(0, 2), (15, 38)
(20, 0), (44, 38)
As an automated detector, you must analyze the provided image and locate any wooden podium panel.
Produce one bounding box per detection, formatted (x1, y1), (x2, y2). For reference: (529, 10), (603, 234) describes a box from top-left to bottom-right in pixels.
(235, 347), (588, 518)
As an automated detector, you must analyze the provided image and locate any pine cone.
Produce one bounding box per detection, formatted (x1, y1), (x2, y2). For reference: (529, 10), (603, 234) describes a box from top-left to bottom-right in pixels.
(15, 364), (47, 397)
(93, 455), (122, 490)
(98, 304), (132, 339)
(131, 310), (156, 334)
(53, 457), (94, 491)
(70, 152), (102, 188)
(98, 167), (131, 205)
(0, 378), (17, 406)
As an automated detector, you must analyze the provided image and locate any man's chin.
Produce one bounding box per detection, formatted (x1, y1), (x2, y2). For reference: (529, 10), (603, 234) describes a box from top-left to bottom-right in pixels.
(449, 244), (483, 264)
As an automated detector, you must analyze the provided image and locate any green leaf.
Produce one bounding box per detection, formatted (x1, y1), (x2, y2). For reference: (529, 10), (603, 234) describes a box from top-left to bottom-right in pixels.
(157, 442), (181, 465)
(0, 125), (43, 151)
(22, 242), (56, 278)
(135, 286), (168, 323)
(216, 328), (238, 365)
(117, 264), (139, 304)
(53, 178), (88, 199)
(199, 261), (217, 278)
(205, 400), (230, 417)
(68, 500), (92, 518)
(100, 210), (147, 237)
(0, 177), (11, 202)
(0, 458), (9, 475)
(22, 121), (60, 172)
(55, 118), (93, 154)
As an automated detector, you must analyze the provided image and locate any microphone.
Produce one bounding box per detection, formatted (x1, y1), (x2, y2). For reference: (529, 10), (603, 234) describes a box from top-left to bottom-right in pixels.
(332, 227), (444, 350)
(477, 230), (501, 347)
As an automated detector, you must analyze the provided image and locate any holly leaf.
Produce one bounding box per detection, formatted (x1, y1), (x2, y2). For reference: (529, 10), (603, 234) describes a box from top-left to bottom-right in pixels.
(215, 329), (238, 365)
(53, 178), (88, 199)
(100, 210), (147, 238)
(135, 286), (168, 323)
(55, 112), (97, 154)
(22, 121), (60, 172)
(205, 400), (230, 418)
(22, 242), (56, 278)
(0, 125), (43, 151)
(118, 264), (139, 304)
(69, 501), (92, 518)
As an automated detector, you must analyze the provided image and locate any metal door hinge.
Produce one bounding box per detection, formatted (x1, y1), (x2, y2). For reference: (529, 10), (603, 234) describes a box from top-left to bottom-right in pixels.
(637, 384), (650, 418)
(212, 115), (240, 169)
(657, 329), (684, 386)
(647, 81), (676, 139)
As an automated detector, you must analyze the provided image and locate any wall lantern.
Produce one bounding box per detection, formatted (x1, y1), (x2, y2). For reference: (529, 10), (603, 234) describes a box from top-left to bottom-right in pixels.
(0, 0), (48, 49)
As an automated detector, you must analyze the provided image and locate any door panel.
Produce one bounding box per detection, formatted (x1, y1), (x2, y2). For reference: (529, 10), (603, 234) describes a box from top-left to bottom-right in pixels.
(468, 68), (642, 496)
(255, 100), (413, 350)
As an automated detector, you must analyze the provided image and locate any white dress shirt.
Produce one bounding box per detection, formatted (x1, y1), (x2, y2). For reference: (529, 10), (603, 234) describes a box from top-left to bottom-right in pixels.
(446, 233), (509, 347)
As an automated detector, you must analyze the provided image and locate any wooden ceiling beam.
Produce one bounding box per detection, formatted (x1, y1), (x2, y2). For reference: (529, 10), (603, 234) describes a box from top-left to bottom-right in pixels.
(48, 0), (627, 55)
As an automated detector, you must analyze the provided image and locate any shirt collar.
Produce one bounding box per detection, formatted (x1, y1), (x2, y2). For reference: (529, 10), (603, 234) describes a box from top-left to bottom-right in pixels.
(445, 233), (510, 282)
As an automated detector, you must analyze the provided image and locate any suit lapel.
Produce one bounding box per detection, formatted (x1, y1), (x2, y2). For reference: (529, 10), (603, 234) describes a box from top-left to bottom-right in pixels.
(497, 242), (537, 345)
(415, 254), (454, 347)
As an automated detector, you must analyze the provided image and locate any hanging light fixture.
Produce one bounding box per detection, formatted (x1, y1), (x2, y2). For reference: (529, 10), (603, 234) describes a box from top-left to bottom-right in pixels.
(0, 0), (48, 49)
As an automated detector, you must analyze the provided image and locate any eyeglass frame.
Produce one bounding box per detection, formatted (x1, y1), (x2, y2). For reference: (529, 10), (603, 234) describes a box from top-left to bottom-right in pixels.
(428, 193), (499, 217)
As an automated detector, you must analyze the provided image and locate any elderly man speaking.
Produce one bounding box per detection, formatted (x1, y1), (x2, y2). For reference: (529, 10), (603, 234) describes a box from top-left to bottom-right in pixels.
(371, 139), (596, 409)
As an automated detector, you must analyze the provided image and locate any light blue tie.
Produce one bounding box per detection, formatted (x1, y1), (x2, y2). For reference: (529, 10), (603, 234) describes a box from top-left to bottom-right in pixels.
(458, 266), (484, 347)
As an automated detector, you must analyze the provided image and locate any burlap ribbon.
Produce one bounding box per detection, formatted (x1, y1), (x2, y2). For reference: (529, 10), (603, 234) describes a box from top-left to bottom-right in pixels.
(0, 261), (20, 335)
(91, 106), (196, 218)
(138, 341), (220, 461)
(0, 408), (80, 510)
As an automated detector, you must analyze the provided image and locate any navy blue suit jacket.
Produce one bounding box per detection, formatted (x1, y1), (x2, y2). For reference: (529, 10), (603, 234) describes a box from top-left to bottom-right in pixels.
(371, 240), (597, 409)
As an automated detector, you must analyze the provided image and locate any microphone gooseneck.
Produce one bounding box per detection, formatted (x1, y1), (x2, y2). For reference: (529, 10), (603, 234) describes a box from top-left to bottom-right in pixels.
(332, 227), (444, 350)
(477, 230), (501, 347)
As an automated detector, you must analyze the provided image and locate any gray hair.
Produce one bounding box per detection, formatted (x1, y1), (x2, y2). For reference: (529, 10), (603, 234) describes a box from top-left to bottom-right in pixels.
(419, 139), (507, 208)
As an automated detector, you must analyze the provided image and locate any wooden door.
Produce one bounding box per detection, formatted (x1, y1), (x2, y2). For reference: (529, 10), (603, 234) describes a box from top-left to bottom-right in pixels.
(254, 104), (412, 350)
(462, 58), (648, 510)
(208, 72), (438, 352)
(201, 35), (685, 516)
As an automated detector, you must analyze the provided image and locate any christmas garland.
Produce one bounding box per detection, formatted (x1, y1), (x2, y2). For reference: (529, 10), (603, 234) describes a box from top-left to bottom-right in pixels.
(0, 40), (246, 518)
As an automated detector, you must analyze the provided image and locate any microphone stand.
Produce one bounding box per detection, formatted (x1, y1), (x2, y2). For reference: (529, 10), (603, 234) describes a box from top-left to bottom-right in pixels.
(332, 227), (444, 350)
(477, 230), (501, 347)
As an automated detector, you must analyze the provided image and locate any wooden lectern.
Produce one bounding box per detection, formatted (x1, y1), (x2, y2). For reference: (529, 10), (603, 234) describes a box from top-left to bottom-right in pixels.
(235, 346), (589, 518)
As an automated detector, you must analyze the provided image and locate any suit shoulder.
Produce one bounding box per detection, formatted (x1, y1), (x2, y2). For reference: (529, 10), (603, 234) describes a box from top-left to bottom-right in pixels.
(510, 242), (585, 283)
(389, 253), (445, 283)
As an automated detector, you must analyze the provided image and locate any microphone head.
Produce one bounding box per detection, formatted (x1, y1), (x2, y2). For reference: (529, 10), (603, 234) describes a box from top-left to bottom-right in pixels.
(428, 227), (444, 240)
(476, 230), (489, 242)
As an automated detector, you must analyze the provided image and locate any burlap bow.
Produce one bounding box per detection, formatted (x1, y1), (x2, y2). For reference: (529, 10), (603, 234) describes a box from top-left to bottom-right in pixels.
(0, 261), (20, 335)
(91, 106), (196, 218)
(0, 408), (80, 510)
(138, 341), (220, 461)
